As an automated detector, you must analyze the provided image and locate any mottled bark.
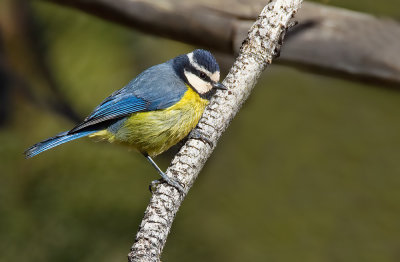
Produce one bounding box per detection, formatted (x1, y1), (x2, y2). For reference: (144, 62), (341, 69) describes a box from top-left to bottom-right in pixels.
(128, 0), (303, 261)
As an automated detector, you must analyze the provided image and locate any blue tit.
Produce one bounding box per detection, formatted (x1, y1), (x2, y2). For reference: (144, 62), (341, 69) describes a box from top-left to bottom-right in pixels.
(24, 49), (226, 191)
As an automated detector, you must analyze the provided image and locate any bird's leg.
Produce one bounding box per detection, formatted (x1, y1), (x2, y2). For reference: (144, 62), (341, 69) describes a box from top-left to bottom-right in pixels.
(188, 129), (214, 148)
(143, 153), (184, 193)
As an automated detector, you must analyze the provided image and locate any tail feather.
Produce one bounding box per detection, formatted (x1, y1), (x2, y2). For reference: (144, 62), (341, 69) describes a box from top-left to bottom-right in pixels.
(24, 130), (96, 159)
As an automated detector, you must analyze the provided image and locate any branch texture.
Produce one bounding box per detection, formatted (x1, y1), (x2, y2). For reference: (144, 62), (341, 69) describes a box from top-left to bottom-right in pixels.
(47, 0), (400, 86)
(128, 0), (303, 261)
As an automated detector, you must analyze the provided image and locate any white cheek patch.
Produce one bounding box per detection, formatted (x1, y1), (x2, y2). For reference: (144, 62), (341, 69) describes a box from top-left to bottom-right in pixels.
(184, 70), (212, 94)
(211, 71), (220, 82)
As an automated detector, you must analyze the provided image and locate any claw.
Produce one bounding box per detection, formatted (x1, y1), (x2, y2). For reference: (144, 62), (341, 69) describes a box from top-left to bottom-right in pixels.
(189, 129), (214, 148)
(143, 153), (184, 193)
(149, 178), (184, 193)
(149, 179), (162, 193)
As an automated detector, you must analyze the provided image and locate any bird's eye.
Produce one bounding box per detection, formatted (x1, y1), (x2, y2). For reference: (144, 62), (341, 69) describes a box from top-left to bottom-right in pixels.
(199, 72), (206, 79)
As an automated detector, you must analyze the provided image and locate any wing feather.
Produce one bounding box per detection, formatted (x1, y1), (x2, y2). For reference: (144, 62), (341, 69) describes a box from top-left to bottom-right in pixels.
(69, 96), (147, 133)
(69, 61), (187, 133)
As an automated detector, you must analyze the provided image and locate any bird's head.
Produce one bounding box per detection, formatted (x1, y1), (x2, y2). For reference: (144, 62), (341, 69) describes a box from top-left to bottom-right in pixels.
(173, 49), (226, 98)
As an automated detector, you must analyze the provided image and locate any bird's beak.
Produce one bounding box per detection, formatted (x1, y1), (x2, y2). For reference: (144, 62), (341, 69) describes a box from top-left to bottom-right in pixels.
(212, 82), (227, 90)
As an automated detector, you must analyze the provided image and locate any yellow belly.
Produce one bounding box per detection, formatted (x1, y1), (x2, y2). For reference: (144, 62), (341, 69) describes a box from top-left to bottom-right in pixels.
(89, 87), (209, 156)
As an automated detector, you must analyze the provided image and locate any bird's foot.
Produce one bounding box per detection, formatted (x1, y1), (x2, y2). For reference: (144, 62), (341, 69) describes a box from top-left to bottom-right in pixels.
(149, 175), (184, 194)
(149, 179), (163, 193)
(189, 129), (214, 148)
(144, 154), (185, 193)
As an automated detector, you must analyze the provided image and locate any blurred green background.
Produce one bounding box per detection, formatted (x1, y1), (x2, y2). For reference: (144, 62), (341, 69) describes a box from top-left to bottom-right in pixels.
(1, 0), (400, 261)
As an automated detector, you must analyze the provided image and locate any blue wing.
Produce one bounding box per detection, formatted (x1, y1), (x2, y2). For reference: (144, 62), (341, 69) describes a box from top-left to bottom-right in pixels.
(69, 94), (148, 132)
(25, 60), (188, 158)
(70, 61), (187, 133)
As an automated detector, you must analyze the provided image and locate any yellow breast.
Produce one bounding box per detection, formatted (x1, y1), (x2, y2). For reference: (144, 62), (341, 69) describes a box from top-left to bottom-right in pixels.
(89, 87), (209, 156)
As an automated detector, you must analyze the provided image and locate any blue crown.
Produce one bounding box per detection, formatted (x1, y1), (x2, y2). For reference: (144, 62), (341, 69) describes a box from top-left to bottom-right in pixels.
(192, 49), (220, 73)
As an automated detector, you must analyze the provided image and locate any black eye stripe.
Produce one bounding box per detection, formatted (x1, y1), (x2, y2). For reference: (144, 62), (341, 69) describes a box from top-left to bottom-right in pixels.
(186, 64), (212, 82)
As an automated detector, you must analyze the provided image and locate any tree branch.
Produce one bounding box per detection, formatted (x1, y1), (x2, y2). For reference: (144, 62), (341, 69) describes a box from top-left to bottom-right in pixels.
(128, 0), (303, 261)
(47, 0), (400, 87)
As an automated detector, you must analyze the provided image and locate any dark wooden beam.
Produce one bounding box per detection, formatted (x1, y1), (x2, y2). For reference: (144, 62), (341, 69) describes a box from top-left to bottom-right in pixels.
(47, 0), (400, 86)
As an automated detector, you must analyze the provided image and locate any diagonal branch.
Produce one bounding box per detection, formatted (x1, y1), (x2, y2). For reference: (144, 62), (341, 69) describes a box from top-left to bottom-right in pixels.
(128, 0), (303, 261)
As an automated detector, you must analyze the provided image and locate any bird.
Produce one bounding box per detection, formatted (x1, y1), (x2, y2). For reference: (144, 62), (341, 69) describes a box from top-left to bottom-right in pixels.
(24, 49), (226, 191)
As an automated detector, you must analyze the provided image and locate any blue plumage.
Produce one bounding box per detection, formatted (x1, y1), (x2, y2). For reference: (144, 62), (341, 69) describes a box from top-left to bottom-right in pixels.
(122, 61), (187, 110)
(24, 49), (225, 191)
(25, 59), (188, 158)
(89, 96), (146, 119)
(192, 49), (220, 73)
(25, 130), (97, 159)
(70, 95), (147, 132)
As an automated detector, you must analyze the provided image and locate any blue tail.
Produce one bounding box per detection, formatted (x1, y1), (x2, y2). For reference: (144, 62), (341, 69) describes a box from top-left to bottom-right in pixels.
(24, 130), (97, 159)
